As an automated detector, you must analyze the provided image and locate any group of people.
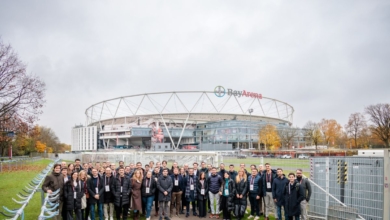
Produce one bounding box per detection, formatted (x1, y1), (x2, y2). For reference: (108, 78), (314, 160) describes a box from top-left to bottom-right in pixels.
(42, 159), (311, 220)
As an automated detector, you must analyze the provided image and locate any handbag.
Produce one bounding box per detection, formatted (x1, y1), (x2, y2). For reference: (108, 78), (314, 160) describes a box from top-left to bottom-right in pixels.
(80, 181), (87, 209)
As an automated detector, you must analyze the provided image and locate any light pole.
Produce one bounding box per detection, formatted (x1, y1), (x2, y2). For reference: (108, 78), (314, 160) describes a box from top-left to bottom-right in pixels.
(248, 109), (253, 149)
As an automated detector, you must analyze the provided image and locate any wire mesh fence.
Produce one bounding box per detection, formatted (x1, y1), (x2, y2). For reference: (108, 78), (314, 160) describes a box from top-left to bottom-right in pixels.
(0, 157), (42, 172)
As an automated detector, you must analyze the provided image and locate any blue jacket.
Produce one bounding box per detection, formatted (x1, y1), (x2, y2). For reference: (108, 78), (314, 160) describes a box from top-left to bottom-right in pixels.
(207, 174), (223, 194)
(247, 174), (261, 195)
(272, 175), (289, 206)
(170, 174), (185, 191)
(262, 169), (277, 196)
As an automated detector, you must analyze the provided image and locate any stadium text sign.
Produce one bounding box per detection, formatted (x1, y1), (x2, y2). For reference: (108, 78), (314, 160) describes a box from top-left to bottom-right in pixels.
(214, 86), (262, 99)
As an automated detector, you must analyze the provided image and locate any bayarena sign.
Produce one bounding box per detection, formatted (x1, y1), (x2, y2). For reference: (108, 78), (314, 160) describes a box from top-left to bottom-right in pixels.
(214, 86), (262, 99)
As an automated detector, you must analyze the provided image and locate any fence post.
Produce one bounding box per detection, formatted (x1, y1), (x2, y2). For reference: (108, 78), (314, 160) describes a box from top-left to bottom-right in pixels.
(383, 150), (389, 219)
(0, 162), (2, 172)
(325, 157), (329, 218)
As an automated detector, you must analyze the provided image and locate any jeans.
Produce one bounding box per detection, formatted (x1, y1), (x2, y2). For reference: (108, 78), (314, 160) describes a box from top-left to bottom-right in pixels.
(276, 205), (288, 220)
(90, 202), (103, 220)
(142, 196), (154, 218)
(249, 194), (259, 216)
(208, 192), (220, 214)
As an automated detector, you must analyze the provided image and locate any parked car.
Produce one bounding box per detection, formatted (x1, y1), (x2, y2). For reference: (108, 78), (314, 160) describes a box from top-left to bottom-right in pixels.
(298, 154), (310, 159)
(281, 154), (291, 159)
(251, 154), (260, 157)
(237, 154), (247, 159)
(264, 154), (275, 158)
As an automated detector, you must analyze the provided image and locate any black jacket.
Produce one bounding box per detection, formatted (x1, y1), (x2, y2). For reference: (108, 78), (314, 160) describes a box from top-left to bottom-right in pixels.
(284, 181), (305, 216)
(141, 177), (157, 197)
(157, 175), (173, 202)
(64, 180), (83, 210)
(102, 175), (114, 203)
(219, 178), (236, 212)
(112, 176), (132, 206)
(235, 178), (248, 202)
(196, 179), (209, 200)
(87, 176), (104, 204)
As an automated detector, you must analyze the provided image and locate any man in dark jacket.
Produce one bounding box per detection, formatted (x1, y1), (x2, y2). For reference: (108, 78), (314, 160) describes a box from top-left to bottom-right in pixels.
(257, 164), (265, 215)
(170, 167), (185, 216)
(207, 167), (223, 218)
(296, 169), (312, 220)
(112, 167), (132, 220)
(284, 173), (304, 219)
(87, 168), (105, 220)
(184, 168), (198, 217)
(42, 164), (64, 220)
(157, 168), (173, 220)
(103, 167), (115, 220)
(153, 166), (161, 216)
(272, 168), (289, 220)
(74, 159), (84, 172)
(200, 162), (208, 177)
(228, 164), (238, 181)
(218, 163), (226, 178)
(247, 169), (261, 220)
(262, 163), (277, 220)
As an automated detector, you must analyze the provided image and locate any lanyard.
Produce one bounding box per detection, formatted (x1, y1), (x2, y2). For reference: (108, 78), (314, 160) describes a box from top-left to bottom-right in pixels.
(190, 177), (193, 184)
(145, 178), (151, 188)
(289, 184), (291, 195)
(266, 173), (271, 182)
(94, 176), (99, 187)
(250, 176), (255, 185)
(105, 176), (110, 185)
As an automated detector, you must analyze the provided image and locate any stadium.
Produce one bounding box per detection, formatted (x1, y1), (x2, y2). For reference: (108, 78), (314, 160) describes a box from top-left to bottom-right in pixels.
(71, 87), (294, 151)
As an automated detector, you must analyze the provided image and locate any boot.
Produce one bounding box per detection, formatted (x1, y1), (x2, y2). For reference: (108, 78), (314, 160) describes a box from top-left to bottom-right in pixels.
(134, 212), (140, 220)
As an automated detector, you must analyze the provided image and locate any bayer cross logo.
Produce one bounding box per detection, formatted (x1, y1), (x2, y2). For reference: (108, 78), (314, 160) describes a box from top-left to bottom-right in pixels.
(214, 86), (225, 97)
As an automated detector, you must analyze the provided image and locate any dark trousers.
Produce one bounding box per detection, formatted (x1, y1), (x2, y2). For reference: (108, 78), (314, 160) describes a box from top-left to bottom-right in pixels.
(154, 193), (159, 213)
(67, 208), (82, 220)
(186, 200), (197, 214)
(170, 191), (182, 214)
(198, 199), (207, 217)
(249, 194), (260, 216)
(221, 196), (231, 220)
(288, 216), (300, 220)
(207, 196), (211, 212)
(84, 202), (90, 220)
(181, 191), (186, 211)
(115, 201), (130, 220)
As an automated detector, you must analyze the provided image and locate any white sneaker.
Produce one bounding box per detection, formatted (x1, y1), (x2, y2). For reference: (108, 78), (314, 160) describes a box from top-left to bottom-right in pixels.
(105, 218), (108, 220)
(248, 215), (254, 219)
(254, 216), (259, 220)
(146, 218), (150, 220)
(110, 217), (114, 220)
(245, 210), (248, 214)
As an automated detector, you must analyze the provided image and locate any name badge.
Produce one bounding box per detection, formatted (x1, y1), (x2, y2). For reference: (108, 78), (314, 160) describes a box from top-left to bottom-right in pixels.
(224, 189), (229, 195)
(146, 187), (150, 193)
(190, 184), (194, 190)
(74, 192), (77, 199)
(154, 177), (157, 182)
(250, 185), (254, 191)
(174, 180), (179, 186)
(201, 189), (205, 195)
(105, 185), (110, 192)
(267, 182), (271, 188)
(95, 187), (98, 194)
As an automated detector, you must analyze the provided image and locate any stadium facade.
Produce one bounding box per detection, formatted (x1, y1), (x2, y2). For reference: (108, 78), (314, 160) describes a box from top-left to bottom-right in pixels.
(71, 88), (295, 151)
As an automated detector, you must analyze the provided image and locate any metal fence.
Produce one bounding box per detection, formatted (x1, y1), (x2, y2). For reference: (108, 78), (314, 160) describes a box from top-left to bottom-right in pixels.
(38, 189), (60, 220)
(0, 157), (42, 172)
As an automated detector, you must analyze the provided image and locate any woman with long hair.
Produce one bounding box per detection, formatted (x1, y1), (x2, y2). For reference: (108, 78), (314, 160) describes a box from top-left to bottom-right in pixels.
(196, 172), (208, 218)
(234, 170), (248, 220)
(219, 172), (236, 220)
(131, 170), (143, 220)
(68, 163), (75, 175)
(79, 170), (90, 220)
(64, 171), (83, 220)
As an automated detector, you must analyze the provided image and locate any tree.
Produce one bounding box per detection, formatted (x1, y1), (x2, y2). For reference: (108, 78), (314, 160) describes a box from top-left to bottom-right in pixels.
(365, 104), (390, 147)
(259, 124), (280, 151)
(304, 121), (323, 150)
(345, 113), (367, 148)
(35, 140), (46, 153)
(0, 38), (46, 125)
(37, 127), (60, 153)
(278, 126), (298, 149)
(318, 119), (342, 147)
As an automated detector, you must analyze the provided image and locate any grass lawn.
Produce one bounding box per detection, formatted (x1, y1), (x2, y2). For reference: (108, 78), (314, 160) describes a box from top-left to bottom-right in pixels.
(0, 159), (53, 220)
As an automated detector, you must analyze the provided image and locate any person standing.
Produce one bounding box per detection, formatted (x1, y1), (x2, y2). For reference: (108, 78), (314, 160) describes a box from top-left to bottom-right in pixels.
(78, 170), (89, 220)
(142, 171), (157, 220)
(234, 170), (247, 220)
(296, 169), (311, 220)
(153, 166), (161, 216)
(180, 167), (187, 214)
(103, 167), (114, 220)
(272, 168), (289, 220)
(170, 167), (184, 216)
(219, 172), (236, 220)
(42, 164), (64, 220)
(262, 163), (277, 220)
(218, 163), (226, 177)
(157, 168), (173, 220)
(87, 168), (104, 220)
(257, 164), (264, 216)
(284, 173), (304, 220)
(207, 167), (223, 219)
(228, 165), (238, 181)
(184, 168), (198, 217)
(247, 169), (261, 220)
(74, 159), (83, 172)
(112, 167), (132, 220)
(197, 172), (208, 218)
(64, 172), (83, 220)
(131, 170), (143, 220)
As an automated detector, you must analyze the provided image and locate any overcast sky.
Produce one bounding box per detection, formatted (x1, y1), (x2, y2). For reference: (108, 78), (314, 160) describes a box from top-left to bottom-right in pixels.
(1, 1), (389, 144)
